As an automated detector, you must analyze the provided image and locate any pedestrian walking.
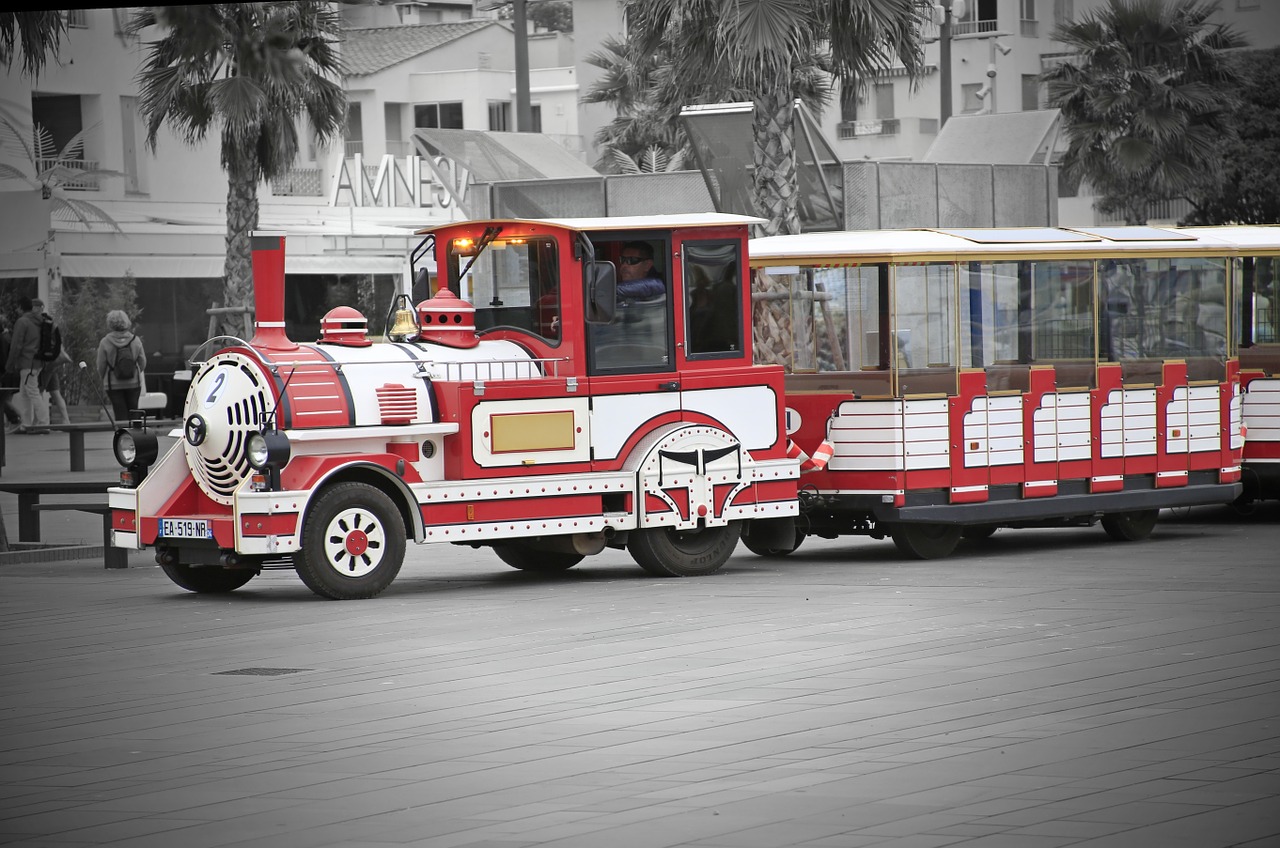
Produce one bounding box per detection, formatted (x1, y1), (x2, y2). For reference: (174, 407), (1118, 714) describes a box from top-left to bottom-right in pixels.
(40, 346), (73, 425)
(2, 297), (52, 434)
(0, 315), (22, 433)
(96, 310), (147, 424)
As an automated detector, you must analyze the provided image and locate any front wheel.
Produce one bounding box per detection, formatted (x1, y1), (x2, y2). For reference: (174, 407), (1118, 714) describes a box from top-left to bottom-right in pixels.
(889, 523), (962, 560)
(494, 543), (583, 572)
(161, 562), (258, 594)
(628, 521), (742, 577)
(295, 483), (406, 600)
(1100, 509), (1159, 542)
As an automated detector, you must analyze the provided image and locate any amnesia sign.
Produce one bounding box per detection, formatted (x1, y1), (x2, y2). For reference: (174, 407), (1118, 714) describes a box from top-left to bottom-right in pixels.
(329, 153), (472, 211)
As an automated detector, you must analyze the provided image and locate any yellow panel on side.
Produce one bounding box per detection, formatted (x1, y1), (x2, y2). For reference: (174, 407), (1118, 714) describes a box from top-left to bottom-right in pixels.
(491, 410), (576, 453)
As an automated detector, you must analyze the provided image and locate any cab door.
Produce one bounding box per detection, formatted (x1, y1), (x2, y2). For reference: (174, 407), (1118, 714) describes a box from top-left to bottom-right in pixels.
(586, 234), (681, 471)
(676, 234), (787, 463)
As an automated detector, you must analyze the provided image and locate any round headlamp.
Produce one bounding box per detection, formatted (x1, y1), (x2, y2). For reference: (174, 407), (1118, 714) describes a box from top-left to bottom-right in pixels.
(246, 430), (291, 471)
(114, 428), (159, 468)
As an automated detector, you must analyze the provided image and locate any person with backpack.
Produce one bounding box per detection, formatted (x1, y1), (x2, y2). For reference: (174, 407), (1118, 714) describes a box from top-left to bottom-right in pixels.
(40, 345), (73, 425)
(2, 297), (51, 435)
(96, 309), (147, 424)
(1, 314), (23, 434)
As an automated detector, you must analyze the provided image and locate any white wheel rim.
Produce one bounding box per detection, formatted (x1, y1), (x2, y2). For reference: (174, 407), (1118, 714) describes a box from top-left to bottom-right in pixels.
(321, 506), (386, 578)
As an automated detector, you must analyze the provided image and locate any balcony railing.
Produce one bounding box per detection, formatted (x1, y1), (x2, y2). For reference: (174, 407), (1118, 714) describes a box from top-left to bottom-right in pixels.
(36, 158), (100, 191)
(65, 9), (88, 27)
(1020, 19), (1038, 37)
(271, 168), (323, 197)
(837, 119), (901, 139)
(951, 19), (998, 35)
(1100, 197), (1194, 225)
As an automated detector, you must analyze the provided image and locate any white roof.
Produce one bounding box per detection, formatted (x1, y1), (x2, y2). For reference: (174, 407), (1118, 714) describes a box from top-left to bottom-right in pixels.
(418, 213), (764, 235)
(749, 226), (1280, 264)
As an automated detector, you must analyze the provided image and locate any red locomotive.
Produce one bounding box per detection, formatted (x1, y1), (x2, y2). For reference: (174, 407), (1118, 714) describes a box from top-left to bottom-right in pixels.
(107, 215), (800, 599)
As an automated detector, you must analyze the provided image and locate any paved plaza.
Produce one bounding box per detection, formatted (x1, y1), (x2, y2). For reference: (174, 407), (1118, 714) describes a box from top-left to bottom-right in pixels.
(1, 431), (1279, 847)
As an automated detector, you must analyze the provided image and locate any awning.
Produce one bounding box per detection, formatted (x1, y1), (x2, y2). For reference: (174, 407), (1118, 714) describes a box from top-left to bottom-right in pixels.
(412, 129), (599, 182)
(922, 109), (1063, 165)
(59, 254), (407, 279)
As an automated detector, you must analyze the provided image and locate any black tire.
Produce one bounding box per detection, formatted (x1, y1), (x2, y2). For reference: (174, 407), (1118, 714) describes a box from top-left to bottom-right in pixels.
(160, 562), (258, 594)
(493, 543), (583, 572)
(1231, 494), (1258, 517)
(889, 523), (962, 560)
(961, 524), (998, 541)
(628, 521), (742, 577)
(294, 483), (406, 600)
(1101, 509), (1159, 542)
(741, 529), (805, 558)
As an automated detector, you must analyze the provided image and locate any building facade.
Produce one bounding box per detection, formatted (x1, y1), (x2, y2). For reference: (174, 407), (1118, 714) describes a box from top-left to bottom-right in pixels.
(0, 5), (586, 400)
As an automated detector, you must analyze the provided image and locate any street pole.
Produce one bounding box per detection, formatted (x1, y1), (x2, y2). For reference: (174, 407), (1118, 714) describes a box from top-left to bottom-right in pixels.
(987, 37), (998, 115)
(939, 0), (953, 126)
(513, 0), (533, 132)
(982, 37), (1011, 115)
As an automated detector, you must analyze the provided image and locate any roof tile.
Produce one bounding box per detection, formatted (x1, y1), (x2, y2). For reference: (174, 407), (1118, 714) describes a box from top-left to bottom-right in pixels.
(342, 20), (500, 76)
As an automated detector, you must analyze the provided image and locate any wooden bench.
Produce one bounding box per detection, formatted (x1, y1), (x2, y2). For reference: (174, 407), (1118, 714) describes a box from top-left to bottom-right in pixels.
(44, 419), (181, 472)
(0, 480), (117, 544)
(31, 502), (128, 569)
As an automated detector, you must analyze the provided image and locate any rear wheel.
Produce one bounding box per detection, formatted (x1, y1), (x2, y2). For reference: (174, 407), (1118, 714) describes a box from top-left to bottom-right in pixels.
(741, 529), (805, 558)
(295, 483), (405, 600)
(1101, 509), (1159, 542)
(889, 523), (962, 560)
(628, 521), (742, 577)
(494, 543), (583, 572)
(160, 562), (257, 593)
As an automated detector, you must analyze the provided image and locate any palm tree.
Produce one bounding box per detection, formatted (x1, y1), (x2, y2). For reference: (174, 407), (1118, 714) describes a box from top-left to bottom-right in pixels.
(1183, 47), (1280, 226)
(625, 0), (928, 236)
(1042, 0), (1246, 225)
(0, 11), (67, 80)
(582, 34), (687, 173)
(128, 4), (346, 338)
(0, 102), (121, 230)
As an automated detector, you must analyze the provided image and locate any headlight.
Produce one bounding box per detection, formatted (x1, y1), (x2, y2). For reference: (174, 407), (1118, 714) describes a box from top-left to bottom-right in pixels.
(114, 428), (158, 468)
(114, 430), (137, 465)
(245, 430), (291, 471)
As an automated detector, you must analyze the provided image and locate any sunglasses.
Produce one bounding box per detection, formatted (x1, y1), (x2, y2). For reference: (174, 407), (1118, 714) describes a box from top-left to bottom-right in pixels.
(619, 255), (648, 265)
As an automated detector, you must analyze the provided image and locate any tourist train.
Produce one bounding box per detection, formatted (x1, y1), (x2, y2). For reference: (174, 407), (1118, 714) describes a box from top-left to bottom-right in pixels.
(106, 218), (1279, 598)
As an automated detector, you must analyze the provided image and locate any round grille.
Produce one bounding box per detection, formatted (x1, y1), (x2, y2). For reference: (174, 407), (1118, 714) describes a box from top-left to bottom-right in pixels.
(183, 354), (274, 505)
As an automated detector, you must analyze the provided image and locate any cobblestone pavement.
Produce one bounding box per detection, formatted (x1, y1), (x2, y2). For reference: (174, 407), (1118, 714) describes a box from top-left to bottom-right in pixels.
(2, 467), (1278, 847)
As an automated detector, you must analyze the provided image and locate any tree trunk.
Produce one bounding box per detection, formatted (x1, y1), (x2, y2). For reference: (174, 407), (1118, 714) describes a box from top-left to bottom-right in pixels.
(223, 157), (261, 340)
(752, 87), (800, 238)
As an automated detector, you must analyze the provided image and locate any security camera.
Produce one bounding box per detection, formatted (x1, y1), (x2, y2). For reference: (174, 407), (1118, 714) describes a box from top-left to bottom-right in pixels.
(995, 41), (1013, 56)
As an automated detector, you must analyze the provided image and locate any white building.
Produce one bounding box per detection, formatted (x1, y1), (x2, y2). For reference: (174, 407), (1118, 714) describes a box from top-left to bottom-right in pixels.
(0, 5), (586, 381)
(571, 0), (1280, 226)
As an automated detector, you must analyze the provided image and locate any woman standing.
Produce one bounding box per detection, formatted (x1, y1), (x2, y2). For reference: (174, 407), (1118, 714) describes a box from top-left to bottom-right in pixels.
(96, 310), (147, 423)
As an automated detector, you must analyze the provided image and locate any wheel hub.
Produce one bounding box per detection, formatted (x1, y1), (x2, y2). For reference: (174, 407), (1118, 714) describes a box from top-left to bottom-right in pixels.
(344, 529), (369, 556)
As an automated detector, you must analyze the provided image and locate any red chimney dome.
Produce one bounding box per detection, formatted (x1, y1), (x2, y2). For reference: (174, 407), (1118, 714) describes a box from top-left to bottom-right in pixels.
(417, 289), (478, 349)
(319, 306), (372, 347)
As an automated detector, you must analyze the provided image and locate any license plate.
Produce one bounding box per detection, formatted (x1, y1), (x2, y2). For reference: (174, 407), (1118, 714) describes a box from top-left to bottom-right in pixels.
(160, 518), (212, 539)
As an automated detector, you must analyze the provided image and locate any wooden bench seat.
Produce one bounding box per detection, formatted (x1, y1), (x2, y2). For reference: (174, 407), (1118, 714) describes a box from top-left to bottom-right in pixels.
(43, 420), (180, 472)
(30, 502), (127, 569)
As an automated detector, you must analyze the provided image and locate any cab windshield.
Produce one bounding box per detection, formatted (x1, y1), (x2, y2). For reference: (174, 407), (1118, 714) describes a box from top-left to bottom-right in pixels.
(446, 230), (562, 343)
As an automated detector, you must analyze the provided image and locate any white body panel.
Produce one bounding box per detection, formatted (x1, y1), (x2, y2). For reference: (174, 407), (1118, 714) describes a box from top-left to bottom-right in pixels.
(1243, 378), (1280, 445)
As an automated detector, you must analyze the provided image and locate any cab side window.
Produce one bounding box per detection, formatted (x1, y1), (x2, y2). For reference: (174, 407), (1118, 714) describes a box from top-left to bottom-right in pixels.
(588, 239), (672, 372)
(684, 241), (743, 357)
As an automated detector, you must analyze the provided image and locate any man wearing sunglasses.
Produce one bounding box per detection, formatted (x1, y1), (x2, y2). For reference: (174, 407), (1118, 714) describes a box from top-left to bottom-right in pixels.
(616, 241), (666, 300)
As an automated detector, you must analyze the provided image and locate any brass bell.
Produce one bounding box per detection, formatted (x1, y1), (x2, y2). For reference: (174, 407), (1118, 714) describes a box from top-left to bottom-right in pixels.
(387, 307), (419, 342)
(386, 293), (420, 342)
